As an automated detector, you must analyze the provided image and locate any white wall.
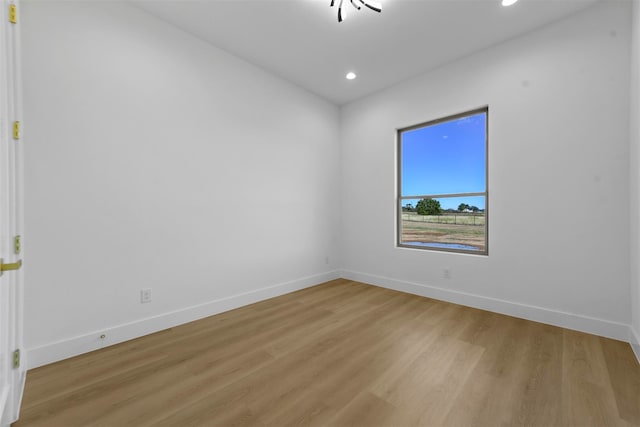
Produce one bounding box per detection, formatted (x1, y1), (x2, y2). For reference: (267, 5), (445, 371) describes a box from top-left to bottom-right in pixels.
(631, 0), (640, 360)
(21, 0), (639, 368)
(22, 1), (341, 367)
(340, 1), (632, 339)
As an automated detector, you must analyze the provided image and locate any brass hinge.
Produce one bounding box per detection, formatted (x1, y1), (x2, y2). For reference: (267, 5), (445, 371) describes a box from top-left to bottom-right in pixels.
(13, 121), (20, 140)
(13, 349), (20, 369)
(9, 4), (16, 24)
(14, 235), (21, 255)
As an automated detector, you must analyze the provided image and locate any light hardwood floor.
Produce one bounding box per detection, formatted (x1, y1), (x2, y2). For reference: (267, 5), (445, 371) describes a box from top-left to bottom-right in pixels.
(14, 279), (640, 426)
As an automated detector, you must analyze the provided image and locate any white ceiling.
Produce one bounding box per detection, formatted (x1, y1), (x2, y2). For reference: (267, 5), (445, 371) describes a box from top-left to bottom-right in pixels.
(132, 0), (600, 105)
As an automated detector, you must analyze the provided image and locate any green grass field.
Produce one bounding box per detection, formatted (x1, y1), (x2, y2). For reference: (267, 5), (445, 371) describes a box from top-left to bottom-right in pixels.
(400, 212), (486, 251)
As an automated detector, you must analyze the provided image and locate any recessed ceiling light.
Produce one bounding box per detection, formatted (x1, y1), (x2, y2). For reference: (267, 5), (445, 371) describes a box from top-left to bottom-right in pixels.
(346, 72), (357, 80)
(502, 0), (518, 6)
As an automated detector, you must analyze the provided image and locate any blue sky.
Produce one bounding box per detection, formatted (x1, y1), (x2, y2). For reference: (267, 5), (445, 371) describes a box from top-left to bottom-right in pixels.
(401, 111), (486, 210)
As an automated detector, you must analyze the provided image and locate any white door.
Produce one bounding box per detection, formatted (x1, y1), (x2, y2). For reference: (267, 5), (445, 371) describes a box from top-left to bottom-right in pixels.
(0, 1), (25, 426)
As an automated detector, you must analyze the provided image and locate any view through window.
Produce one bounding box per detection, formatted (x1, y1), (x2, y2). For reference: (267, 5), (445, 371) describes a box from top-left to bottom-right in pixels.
(398, 107), (488, 254)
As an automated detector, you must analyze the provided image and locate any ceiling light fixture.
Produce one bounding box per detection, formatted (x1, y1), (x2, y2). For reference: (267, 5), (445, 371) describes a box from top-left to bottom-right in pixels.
(330, 0), (381, 23)
(501, 0), (518, 6)
(346, 72), (357, 80)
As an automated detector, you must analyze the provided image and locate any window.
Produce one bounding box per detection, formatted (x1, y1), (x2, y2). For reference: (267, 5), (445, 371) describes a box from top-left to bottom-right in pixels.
(397, 107), (488, 255)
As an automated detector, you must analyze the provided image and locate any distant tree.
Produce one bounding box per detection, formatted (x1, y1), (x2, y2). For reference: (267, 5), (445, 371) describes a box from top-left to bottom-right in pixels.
(404, 203), (414, 212)
(416, 198), (442, 215)
(457, 203), (469, 212)
(470, 206), (479, 212)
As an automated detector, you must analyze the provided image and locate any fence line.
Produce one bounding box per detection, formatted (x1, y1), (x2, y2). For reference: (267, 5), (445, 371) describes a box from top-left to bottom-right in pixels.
(401, 213), (485, 226)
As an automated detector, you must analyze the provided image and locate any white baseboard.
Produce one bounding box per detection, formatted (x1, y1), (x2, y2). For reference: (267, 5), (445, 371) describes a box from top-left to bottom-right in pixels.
(27, 269), (638, 369)
(340, 269), (631, 343)
(27, 270), (341, 369)
(631, 327), (640, 365)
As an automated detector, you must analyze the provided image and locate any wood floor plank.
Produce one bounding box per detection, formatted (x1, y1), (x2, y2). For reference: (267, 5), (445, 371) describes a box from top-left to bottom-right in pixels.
(562, 329), (630, 426)
(326, 392), (397, 427)
(509, 323), (564, 426)
(441, 372), (516, 426)
(13, 280), (640, 427)
(82, 306), (335, 426)
(372, 336), (485, 426)
(142, 292), (421, 425)
(600, 337), (640, 424)
(262, 297), (440, 425)
(87, 349), (275, 427)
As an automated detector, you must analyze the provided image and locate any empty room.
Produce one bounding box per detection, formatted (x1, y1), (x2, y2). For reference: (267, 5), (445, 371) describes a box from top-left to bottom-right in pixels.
(0, 0), (639, 425)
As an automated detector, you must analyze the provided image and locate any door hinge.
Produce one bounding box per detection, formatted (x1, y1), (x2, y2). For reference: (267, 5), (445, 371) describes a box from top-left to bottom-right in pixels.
(13, 349), (20, 369)
(9, 4), (16, 24)
(13, 121), (20, 140)
(14, 235), (21, 255)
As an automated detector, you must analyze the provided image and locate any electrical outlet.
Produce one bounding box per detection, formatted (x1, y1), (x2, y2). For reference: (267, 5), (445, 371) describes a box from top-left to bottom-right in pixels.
(140, 288), (152, 303)
(325, 256), (329, 265)
(443, 268), (451, 279)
